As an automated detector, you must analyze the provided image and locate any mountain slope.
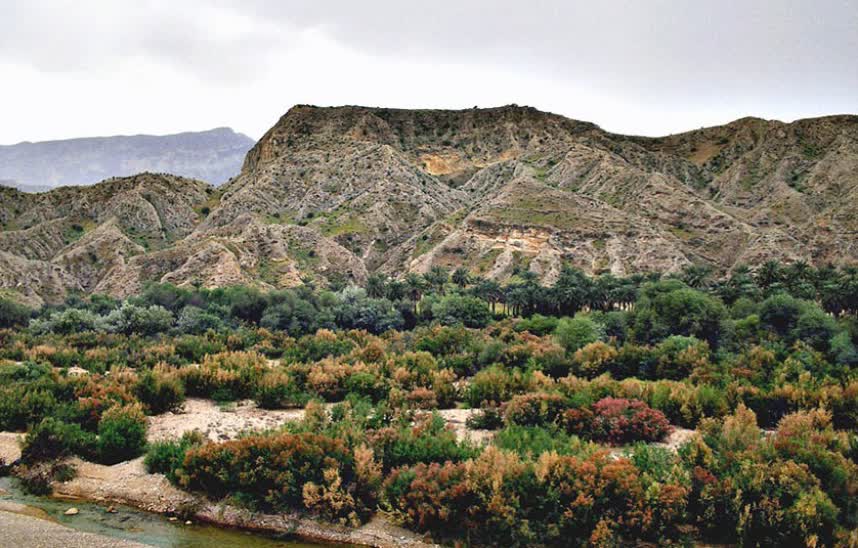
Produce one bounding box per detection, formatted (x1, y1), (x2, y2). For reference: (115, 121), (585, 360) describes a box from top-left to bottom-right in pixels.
(0, 127), (255, 188)
(1, 105), (857, 304)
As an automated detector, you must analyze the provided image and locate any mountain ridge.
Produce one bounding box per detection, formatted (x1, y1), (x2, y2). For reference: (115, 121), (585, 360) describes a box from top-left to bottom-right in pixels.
(1, 104), (857, 305)
(0, 127), (255, 189)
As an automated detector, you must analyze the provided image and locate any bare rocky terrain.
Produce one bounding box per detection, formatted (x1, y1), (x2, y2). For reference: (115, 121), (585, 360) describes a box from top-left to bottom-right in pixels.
(2, 105), (857, 304)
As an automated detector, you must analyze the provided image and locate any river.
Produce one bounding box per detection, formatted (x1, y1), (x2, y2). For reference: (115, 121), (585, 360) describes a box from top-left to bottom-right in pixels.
(0, 477), (332, 547)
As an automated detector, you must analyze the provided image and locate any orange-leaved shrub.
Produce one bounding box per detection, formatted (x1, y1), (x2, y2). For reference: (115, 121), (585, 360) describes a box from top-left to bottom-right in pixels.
(180, 431), (378, 523)
(384, 446), (689, 546)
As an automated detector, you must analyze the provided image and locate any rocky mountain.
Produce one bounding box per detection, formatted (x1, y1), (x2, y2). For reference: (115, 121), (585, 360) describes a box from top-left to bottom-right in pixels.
(0, 127), (255, 189)
(1, 105), (857, 305)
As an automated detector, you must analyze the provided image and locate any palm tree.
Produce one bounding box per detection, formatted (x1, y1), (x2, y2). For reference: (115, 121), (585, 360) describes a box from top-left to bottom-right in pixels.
(424, 266), (450, 295)
(680, 264), (713, 289)
(505, 284), (529, 317)
(553, 264), (590, 316)
(717, 265), (759, 304)
(365, 273), (387, 299)
(451, 267), (471, 289)
(385, 279), (406, 301)
(755, 260), (782, 296)
(404, 273), (425, 302)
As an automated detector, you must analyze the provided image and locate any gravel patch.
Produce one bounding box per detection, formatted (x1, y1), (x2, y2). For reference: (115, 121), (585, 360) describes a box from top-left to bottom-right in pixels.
(0, 505), (147, 547)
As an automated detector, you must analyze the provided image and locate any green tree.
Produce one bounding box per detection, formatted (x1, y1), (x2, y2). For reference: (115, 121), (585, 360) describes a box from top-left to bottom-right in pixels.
(431, 294), (492, 328)
(555, 316), (604, 353)
(632, 282), (726, 346)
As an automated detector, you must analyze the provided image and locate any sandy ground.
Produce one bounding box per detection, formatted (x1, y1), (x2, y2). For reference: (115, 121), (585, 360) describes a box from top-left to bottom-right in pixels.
(147, 400), (496, 446)
(56, 457), (197, 513)
(656, 427), (698, 451)
(147, 398), (305, 443)
(0, 501), (146, 547)
(0, 432), (23, 464)
(434, 408), (495, 444)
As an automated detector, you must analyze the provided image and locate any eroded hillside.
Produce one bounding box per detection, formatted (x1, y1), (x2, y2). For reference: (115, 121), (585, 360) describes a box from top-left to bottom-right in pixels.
(2, 105), (857, 304)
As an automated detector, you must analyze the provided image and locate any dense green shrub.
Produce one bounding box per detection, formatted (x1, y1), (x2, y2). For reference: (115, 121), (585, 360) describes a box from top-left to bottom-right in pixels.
(465, 406), (504, 430)
(179, 350), (267, 400)
(134, 368), (185, 414)
(430, 294), (492, 328)
(554, 316), (603, 353)
(176, 306), (225, 334)
(514, 314), (559, 335)
(633, 284), (726, 346)
(653, 335), (710, 380)
(681, 405), (853, 546)
(144, 430), (205, 483)
(503, 392), (567, 427)
(572, 341), (618, 378)
(101, 303), (174, 335)
(174, 335), (225, 362)
(96, 404), (147, 464)
(493, 425), (593, 457)
(253, 370), (311, 409)
(0, 385), (57, 431)
(20, 417), (96, 463)
(759, 293), (807, 338)
(0, 298), (32, 328)
(368, 414), (478, 471)
(465, 365), (539, 407)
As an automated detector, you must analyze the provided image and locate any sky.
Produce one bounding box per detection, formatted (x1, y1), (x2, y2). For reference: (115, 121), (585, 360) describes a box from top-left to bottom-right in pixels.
(0, 0), (856, 144)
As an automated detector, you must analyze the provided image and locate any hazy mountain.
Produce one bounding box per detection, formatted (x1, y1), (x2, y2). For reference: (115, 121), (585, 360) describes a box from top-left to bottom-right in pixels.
(2, 105), (857, 305)
(0, 127), (255, 188)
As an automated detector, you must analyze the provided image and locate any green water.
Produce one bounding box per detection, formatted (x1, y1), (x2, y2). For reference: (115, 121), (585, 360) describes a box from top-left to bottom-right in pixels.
(0, 477), (328, 547)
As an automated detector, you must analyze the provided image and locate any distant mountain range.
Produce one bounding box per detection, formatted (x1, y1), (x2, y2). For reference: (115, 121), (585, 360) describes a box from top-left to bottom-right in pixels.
(1, 104), (857, 306)
(0, 128), (255, 189)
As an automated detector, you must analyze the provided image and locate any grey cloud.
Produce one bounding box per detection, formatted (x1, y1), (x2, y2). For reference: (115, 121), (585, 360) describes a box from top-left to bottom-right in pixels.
(0, 0), (855, 139)
(0, 1), (296, 83)
(217, 0), (858, 93)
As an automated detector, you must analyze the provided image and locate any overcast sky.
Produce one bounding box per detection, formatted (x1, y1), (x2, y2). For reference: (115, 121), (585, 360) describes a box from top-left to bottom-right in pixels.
(1, 0), (856, 143)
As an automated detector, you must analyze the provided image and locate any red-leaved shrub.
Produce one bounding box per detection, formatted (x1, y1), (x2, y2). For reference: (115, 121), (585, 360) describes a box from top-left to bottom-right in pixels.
(566, 397), (672, 444)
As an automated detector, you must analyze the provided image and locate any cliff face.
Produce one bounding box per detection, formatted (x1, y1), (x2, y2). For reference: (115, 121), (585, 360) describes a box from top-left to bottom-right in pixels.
(2, 105), (857, 304)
